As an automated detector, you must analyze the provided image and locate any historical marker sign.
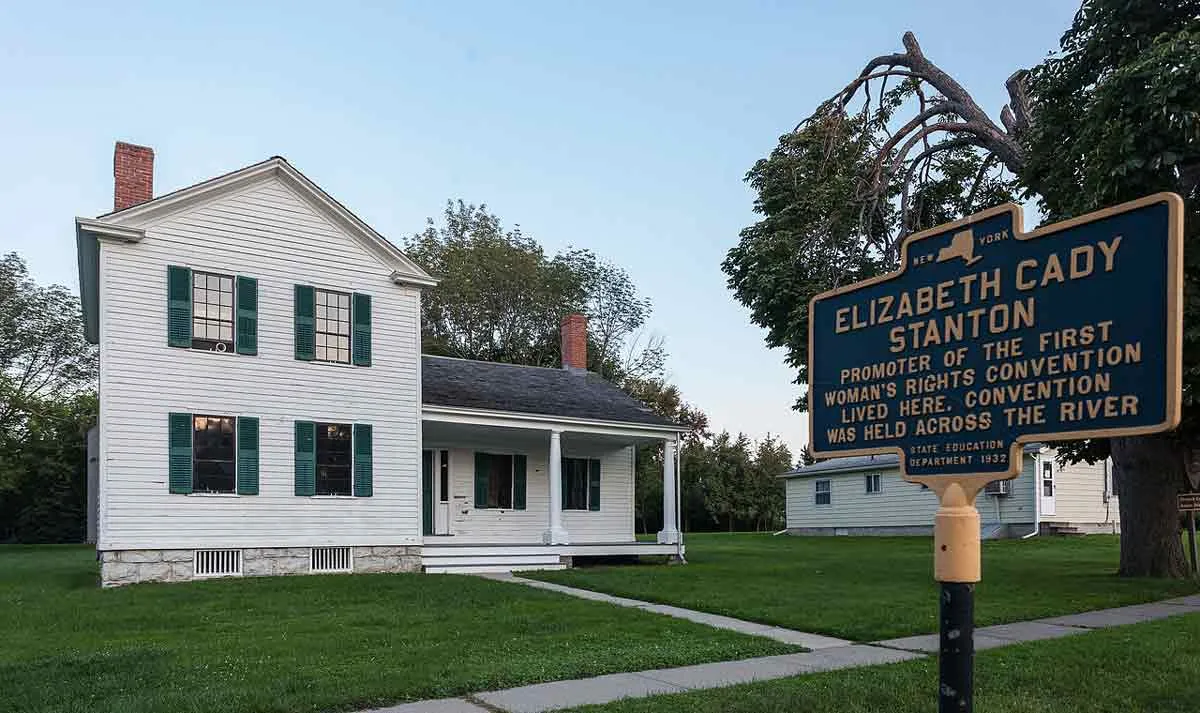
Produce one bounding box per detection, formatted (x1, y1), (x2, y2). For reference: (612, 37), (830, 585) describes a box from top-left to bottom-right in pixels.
(1180, 493), (1200, 513)
(809, 193), (1183, 480)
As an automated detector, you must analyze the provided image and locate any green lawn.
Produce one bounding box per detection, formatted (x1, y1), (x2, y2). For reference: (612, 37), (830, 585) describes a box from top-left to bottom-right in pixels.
(530, 533), (1200, 640)
(568, 612), (1200, 713)
(0, 546), (794, 713)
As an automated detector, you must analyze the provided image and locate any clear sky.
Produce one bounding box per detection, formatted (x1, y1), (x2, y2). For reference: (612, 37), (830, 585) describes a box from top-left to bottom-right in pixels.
(0, 0), (1079, 457)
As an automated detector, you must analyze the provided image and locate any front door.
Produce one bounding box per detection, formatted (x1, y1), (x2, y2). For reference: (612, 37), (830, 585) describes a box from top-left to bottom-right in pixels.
(422, 449), (452, 536)
(1040, 459), (1056, 517)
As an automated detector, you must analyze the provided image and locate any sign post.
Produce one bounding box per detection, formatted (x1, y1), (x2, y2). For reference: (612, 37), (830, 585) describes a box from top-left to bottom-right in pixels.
(1181, 493), (1200, 576)
(808, 193), (1183, 712)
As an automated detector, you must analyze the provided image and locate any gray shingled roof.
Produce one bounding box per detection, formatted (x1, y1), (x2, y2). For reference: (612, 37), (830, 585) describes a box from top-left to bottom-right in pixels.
(780, 443), (1045, 478)
(421, 355), (678, 428)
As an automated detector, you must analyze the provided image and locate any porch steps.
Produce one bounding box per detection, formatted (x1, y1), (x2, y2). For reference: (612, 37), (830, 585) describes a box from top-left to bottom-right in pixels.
(422, 551), (565, 574)
(1041, 521), (1087, 536)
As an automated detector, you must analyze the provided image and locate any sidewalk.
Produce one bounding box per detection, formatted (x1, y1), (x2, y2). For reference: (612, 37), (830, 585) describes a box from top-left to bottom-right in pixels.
(368, 592), (1200, 713)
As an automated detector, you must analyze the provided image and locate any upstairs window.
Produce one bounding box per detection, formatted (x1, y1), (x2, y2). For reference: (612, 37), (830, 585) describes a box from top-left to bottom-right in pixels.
(315, 289), (351, 363)
(192, 271), (235, 352)
(316, 423), (353, 496)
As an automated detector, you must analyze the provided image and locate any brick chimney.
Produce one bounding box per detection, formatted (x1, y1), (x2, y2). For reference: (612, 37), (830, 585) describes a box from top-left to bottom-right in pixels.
(561, 313), (588, 370)
(113, 141), (155, 211)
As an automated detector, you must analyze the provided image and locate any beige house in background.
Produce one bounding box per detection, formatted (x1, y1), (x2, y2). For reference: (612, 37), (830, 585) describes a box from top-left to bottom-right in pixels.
(781, 444), (1118, 538)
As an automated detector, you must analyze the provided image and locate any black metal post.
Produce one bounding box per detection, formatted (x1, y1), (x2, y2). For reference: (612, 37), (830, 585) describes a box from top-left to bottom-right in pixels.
(939, 582), (975, 713)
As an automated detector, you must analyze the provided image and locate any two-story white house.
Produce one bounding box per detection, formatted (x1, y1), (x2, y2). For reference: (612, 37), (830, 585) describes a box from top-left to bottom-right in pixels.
(78, 142), (684, 586)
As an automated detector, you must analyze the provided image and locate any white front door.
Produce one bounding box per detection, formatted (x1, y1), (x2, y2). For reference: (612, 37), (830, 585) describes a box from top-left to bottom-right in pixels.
(1040, 459), (1056, 517)
(434, 449), (451, 535)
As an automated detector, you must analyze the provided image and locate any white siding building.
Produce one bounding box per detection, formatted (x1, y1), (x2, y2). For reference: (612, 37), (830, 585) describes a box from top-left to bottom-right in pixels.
(78, 143), (683, 585)
(782, 445), (1118, 538)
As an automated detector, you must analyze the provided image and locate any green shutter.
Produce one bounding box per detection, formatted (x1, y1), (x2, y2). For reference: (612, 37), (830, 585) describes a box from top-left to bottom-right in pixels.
(236, 416), (260, 495)
(588, 459), (601, 511)
(513, 454), (527, 510)
(561, 460), (570, 510)
(353, 423), (373, 497)
(352, 293), (372, 366)
(294, 421), (316, 496)
(422, 451), (434, 535)
(474, 453), (489, 508)
(235, 276), (258, 355)
(294, 285), (315, 360)
(167, 266), (192, 347)
(168, 412), (193, 494)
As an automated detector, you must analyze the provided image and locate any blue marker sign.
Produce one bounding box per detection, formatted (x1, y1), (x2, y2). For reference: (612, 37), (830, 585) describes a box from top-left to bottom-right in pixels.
(809, 193), (1183, 479)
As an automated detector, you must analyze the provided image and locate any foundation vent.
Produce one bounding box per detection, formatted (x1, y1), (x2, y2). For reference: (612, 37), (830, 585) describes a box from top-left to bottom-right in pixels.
(194, 549), (243, 577)
(311, 546), (353, 573)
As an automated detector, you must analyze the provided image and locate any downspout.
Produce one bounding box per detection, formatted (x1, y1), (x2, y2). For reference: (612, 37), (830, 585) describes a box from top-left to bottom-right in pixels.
(1022, 450), (1041, 539)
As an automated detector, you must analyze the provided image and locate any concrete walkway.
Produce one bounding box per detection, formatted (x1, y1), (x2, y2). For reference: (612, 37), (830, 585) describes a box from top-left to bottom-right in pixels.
(491, 573), (853, 650)
(367, 592), (1200, 713)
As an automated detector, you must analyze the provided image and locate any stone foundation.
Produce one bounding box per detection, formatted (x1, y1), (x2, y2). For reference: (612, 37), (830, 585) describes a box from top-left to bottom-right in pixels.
(99, 545), (421, 587)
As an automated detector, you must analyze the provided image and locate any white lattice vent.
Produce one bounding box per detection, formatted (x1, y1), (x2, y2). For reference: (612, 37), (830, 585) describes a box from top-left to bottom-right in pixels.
(311, 546), (353, 573)
(194, 549), (242, 577)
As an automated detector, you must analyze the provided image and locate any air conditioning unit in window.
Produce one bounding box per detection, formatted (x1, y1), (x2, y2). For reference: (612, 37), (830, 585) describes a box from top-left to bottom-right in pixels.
(983, 479), (1012, 497)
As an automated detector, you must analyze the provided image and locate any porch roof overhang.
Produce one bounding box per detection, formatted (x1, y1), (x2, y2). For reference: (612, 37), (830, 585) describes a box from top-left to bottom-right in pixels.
(422, 404), (679, 442)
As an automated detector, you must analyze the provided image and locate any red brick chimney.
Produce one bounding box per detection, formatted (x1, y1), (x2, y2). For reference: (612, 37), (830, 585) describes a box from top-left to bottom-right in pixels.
(561, 313), (588, 370)
(113, 141), (154, 211)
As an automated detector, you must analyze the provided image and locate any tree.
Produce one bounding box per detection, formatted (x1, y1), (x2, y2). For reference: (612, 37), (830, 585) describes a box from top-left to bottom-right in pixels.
(1, 253), (97, 492)
(799, 444), (817, 467)
(405, 201), (665, 382)
(724, 3), (1200, 576)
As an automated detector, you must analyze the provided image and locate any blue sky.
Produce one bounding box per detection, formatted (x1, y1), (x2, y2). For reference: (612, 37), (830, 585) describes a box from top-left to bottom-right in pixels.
(0, 1), (1078, 457)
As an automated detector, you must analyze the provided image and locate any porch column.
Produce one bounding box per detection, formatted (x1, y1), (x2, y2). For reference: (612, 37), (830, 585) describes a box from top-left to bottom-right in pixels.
(544, 429), (570, 544)
(657, 439), (680, 544)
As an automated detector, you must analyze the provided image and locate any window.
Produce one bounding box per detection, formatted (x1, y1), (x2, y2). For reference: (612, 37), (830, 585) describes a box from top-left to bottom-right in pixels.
(478, 453), (515, 508)
(1042, 460), (1054, 497)
(562, 457), (599, 510)
(316, 422), (353, 495)
(192, 271), (234, 352)
(315, 289), (352, 363)
(815, 479), (831, 506)
(865, 473), (882, 494)
(439, 450), (449, 502)
(193, 415), (236, 493)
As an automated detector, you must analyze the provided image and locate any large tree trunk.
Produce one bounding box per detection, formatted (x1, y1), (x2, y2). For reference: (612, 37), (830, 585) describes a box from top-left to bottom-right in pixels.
(1110, 434), (1189, 578)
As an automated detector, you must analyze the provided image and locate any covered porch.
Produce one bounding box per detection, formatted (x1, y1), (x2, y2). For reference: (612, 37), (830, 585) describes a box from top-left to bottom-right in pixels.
(421, 406), (684, 573)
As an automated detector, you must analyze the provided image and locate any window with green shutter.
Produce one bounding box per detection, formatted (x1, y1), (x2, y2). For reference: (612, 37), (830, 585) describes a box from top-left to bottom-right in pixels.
(352, 293), (371, 366)
(168, 412), (193, 493)
(353, 423), (373, 497)
(294, 285), (316, 360)
(295, 421), (316, 495)
(562, 457), (601, 511)
(167, 266), (192, 347)
(473, 452), (524, 509)
(235, 276), (258, 355)
(236, 417), (260, 495)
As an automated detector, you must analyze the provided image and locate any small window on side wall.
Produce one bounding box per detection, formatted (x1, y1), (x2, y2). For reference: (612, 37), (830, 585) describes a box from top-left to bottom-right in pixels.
(865, 473), (882, 494)
(815, 479), (831, 506)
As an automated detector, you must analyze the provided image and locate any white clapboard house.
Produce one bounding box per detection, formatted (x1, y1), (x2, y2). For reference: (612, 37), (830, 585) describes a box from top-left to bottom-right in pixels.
(780, 445), (1119, 538)
(77, 142), (683, 586)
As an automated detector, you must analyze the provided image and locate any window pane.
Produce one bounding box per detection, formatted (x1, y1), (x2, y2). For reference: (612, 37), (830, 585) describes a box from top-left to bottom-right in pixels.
(207, 275), (220, 290)
(193, 415), (235, 493)
(439, 451), (449, 502)
(315, 423), (353, 495)
(220, 277), (233, 292)
(486, 454), (514, 508)
(194, 273), (205, 287)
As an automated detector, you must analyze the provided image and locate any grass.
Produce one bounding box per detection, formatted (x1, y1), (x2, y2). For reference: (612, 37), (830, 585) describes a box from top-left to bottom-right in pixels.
(567, 612), (1200, 713)
(529, 533), (1200, 640)
(0, 546), (795, 713)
